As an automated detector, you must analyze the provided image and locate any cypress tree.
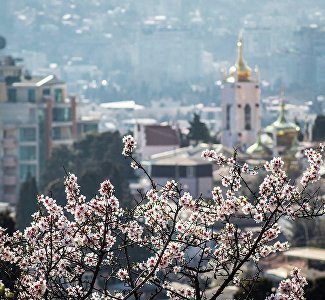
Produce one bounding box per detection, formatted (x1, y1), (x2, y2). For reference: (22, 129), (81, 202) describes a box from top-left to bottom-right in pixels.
(16, 174), (38, 230)
(188, 113), (211, 145)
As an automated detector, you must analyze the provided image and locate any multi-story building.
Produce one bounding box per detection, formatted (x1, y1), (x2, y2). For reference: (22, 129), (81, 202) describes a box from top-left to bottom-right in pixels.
(0, 54), (76, 205)
(146, 144), (213, 198)
(294, 24), (325, 95)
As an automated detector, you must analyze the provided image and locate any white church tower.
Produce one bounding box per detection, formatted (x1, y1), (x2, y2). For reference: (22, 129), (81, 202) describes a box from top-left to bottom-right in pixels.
(221, 33), (261, 149)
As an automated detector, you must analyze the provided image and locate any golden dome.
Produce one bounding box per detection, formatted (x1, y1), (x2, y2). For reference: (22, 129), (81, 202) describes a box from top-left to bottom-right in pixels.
(228, 34), (251, 82)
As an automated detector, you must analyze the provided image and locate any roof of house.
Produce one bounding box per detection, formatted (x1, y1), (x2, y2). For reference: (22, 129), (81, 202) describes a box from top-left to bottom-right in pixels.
(283, 247), (325, 262)
(145, 125), (179, 146)
(150, 156), (208, 166)
(147, 143), (234, 168)
(12, 75), (65, 87)
(100, 100), (144, 110)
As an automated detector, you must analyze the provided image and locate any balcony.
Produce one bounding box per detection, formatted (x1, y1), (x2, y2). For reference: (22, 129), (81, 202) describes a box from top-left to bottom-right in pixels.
(2, 156), (17, 167)
(2, 137), (17, 149)
(3, 175), (17, 186)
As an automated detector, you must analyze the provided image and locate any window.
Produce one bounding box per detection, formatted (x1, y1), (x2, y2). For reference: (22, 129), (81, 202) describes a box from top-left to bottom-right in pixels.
(8, 89), (16, 102)
(20, 164), (36, 181)
(244, 104), (252, 130)
(52, 127), (61, 140)
(186, 166), (195, 177)
(52, 127), (71, 140)
(78, 123), (98, 135)
(207, 111), (214, 120)
(151, 166), (175, 178)
(20, 127), (36, 142)
(226, 104), (231, 130)
(43, 88), (50, 96)
(83, 123), (97, 133)
(19, 146), (36, 160)
(53, 107), (72, 122)
(38, 108), (45, 121)
(54, 88), (63, 103)
(28, 89), (36, 103)
(197, 164), (212, 177)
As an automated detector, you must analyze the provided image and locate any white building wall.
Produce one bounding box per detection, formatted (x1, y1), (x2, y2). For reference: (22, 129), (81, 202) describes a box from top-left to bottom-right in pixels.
(198, 177), (213, 198)
(142, 145), (179, 160)
(152, 176), (212, 198)
(221, 81), (261, 149)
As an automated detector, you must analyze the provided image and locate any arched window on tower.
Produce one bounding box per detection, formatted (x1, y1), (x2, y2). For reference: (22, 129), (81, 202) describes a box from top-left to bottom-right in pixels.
(244, 104), (251, 130)
(226, 104), (231, 130)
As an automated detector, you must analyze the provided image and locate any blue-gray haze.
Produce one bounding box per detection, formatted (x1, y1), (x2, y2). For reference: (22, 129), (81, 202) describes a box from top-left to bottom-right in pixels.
(1, 0), (324, 105)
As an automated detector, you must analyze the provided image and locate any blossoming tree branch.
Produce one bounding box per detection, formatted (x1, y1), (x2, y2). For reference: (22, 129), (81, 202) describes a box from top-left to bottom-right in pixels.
(0, 135), (324, 299)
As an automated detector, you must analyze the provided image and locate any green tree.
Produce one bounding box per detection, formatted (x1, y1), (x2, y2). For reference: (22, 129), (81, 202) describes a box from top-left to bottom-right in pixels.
(294, 117), (304, 142)
(305, 277), (325, 300)
(41, 131), (135, 207)
(187, 113), (211, 145)
(16, 174), (38, 230)
(312, 115), (325, 141)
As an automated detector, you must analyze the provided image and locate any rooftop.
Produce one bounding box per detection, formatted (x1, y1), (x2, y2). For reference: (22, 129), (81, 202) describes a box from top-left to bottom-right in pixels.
(283, 247), (325, 262)
(145, 125), (179, 146)
(12, 75), (65, 87)
(100, 100), (144, 110)
(148, 143), (238, 167)
(149, 156), (208, 166)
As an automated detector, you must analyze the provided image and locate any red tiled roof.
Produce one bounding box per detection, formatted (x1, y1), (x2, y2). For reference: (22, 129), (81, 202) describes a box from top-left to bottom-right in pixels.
(145, 125), (179, 146)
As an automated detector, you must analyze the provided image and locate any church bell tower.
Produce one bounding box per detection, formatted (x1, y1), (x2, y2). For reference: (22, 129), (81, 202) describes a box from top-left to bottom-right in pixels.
(221, 33), (261, 149)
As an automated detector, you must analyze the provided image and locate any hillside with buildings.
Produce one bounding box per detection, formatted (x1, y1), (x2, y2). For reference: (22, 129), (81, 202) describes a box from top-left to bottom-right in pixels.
(1, 0), (325, 105)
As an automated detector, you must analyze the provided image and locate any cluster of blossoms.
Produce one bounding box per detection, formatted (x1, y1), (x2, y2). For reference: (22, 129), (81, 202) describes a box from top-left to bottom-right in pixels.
(122, 135), (136, 156)
(0, 136), (323, 299)
(0, 173), (126, 299)
(300, 145), (324, 186)
(201, 149), (226, 164)
(266, 268), (308, 300)
(164, 282), (195, 300)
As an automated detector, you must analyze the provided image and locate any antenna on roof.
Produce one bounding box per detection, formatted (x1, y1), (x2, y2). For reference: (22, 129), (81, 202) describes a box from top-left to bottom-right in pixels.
(24, 69), (32, 80)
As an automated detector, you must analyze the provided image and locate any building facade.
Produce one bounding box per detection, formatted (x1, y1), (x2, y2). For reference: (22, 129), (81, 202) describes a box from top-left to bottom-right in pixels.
(294, 25), (325, 96)
(0, 55), (76, 205)
(147, 145), (213, 198)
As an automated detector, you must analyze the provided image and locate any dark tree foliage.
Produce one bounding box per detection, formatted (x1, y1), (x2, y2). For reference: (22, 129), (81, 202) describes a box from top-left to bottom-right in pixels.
(187, 113), (211, 145)
(0, 207), (19, 290)
(16, 174), (38, 230)
(179, 130), (190, 147)
(305, 277), (325, 300)
(41, 131), (135, 207)
(0, 210), (16, 235)
(234, 277), (273, 300)
(294, 117), (304, 142)
(312, 115), (325, 141)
